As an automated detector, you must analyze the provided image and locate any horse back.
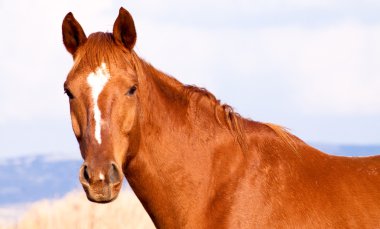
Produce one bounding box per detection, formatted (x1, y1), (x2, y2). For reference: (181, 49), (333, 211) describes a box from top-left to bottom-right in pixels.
(233, 127), (380, 228)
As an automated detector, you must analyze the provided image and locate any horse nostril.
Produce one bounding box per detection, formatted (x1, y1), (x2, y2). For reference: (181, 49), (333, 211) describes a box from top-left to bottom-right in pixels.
(109, 163), (122, 184)
(83, 165), (90, 183)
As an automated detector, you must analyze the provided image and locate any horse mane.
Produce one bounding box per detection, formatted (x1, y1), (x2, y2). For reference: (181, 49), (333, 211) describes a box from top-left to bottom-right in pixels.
(181, 86), (300, 152)
(182, 85), (249, 151)
(75, 32), (299, 153)
(264, 123), (300, 152)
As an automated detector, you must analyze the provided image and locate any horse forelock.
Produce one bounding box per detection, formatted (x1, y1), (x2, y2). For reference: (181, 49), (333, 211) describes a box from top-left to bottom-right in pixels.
(71, 32), (133, 74)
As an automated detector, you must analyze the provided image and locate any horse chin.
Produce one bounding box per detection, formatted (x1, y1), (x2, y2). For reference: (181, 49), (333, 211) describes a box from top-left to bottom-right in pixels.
(86, 193), (118, 204)
(82, 181), (122, 204)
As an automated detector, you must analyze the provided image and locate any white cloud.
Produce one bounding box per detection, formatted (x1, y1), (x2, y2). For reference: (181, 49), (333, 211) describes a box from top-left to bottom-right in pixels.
(133, 20), (380, 117)
(2, 0), (379, 122)
(126, 0), (380, 25)
(0, 0), (380, 147)
(252, 23), (380, 115)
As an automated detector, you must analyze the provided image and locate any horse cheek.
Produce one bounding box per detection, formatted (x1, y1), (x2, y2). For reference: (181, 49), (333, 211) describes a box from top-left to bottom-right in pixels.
(122, 108), (136, 134)
(70, 110), (81, 140)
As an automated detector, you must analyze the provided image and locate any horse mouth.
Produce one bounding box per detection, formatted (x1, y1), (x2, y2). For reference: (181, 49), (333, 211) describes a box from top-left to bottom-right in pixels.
(87, 193), (119, 204)
(82, 180), (123, 204)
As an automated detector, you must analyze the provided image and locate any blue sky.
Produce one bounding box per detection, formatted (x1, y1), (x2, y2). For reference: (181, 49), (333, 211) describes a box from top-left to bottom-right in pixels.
(0, 0), (380, 158)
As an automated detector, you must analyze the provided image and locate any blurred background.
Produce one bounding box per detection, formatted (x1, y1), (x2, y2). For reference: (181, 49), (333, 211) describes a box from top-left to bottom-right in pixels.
(0, 0), (379, 228)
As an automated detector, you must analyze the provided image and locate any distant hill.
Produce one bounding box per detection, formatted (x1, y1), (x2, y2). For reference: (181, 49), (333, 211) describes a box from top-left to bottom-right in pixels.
(0, 144), (379, 206)
(312, 144), (380, 157)
(0, 155), (82, 205)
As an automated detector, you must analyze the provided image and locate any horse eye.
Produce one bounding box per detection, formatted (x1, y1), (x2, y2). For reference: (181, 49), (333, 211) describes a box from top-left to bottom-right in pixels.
(126, 85), (137, 96)
(64, 88), (74, 99)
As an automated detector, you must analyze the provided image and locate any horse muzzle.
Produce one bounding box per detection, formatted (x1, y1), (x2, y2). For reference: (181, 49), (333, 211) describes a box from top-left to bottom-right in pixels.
(79, 161), (123, 203)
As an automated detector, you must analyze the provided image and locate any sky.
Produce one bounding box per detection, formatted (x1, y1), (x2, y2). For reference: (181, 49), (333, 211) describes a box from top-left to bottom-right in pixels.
(0, 0), (380, 159)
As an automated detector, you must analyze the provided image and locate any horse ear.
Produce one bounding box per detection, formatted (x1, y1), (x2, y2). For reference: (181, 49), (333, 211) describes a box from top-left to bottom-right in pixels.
(62, 12), (87, 56)
(113, 7), (137, 50)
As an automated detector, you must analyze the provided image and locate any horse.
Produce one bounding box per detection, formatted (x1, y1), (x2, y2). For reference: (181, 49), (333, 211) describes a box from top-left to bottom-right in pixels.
(62, 7), (380, 228)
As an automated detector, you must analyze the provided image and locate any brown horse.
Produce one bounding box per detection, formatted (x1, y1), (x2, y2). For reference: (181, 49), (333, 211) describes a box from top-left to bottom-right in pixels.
(62, 7), (380, 228)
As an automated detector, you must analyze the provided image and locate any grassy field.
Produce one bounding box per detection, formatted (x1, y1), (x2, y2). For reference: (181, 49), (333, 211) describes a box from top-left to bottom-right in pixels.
(1, 190), (154, 229)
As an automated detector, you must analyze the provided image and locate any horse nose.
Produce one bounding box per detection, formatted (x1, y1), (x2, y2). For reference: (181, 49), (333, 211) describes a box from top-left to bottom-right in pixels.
(109, 162), (122, 184)
(79, 162), (122, 186)
(79, 163), (90, 187)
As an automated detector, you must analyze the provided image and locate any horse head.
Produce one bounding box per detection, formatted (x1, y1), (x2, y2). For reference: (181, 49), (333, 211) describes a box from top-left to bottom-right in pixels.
(62, 8), (138, 203)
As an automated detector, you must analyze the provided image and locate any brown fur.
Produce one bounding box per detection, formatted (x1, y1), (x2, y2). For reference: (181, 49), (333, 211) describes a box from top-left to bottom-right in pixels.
(62, 7), (380, 228)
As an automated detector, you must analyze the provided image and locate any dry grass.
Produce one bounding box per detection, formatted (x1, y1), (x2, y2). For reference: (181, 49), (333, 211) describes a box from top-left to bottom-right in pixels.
(3, 190), (155, 229)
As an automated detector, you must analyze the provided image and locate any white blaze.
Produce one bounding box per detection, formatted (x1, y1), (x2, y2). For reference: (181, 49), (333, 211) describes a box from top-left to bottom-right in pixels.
(87, 63), (111, 144)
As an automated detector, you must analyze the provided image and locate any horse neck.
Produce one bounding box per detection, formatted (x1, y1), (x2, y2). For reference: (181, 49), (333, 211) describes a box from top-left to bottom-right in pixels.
(125, 56), (246, 227)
